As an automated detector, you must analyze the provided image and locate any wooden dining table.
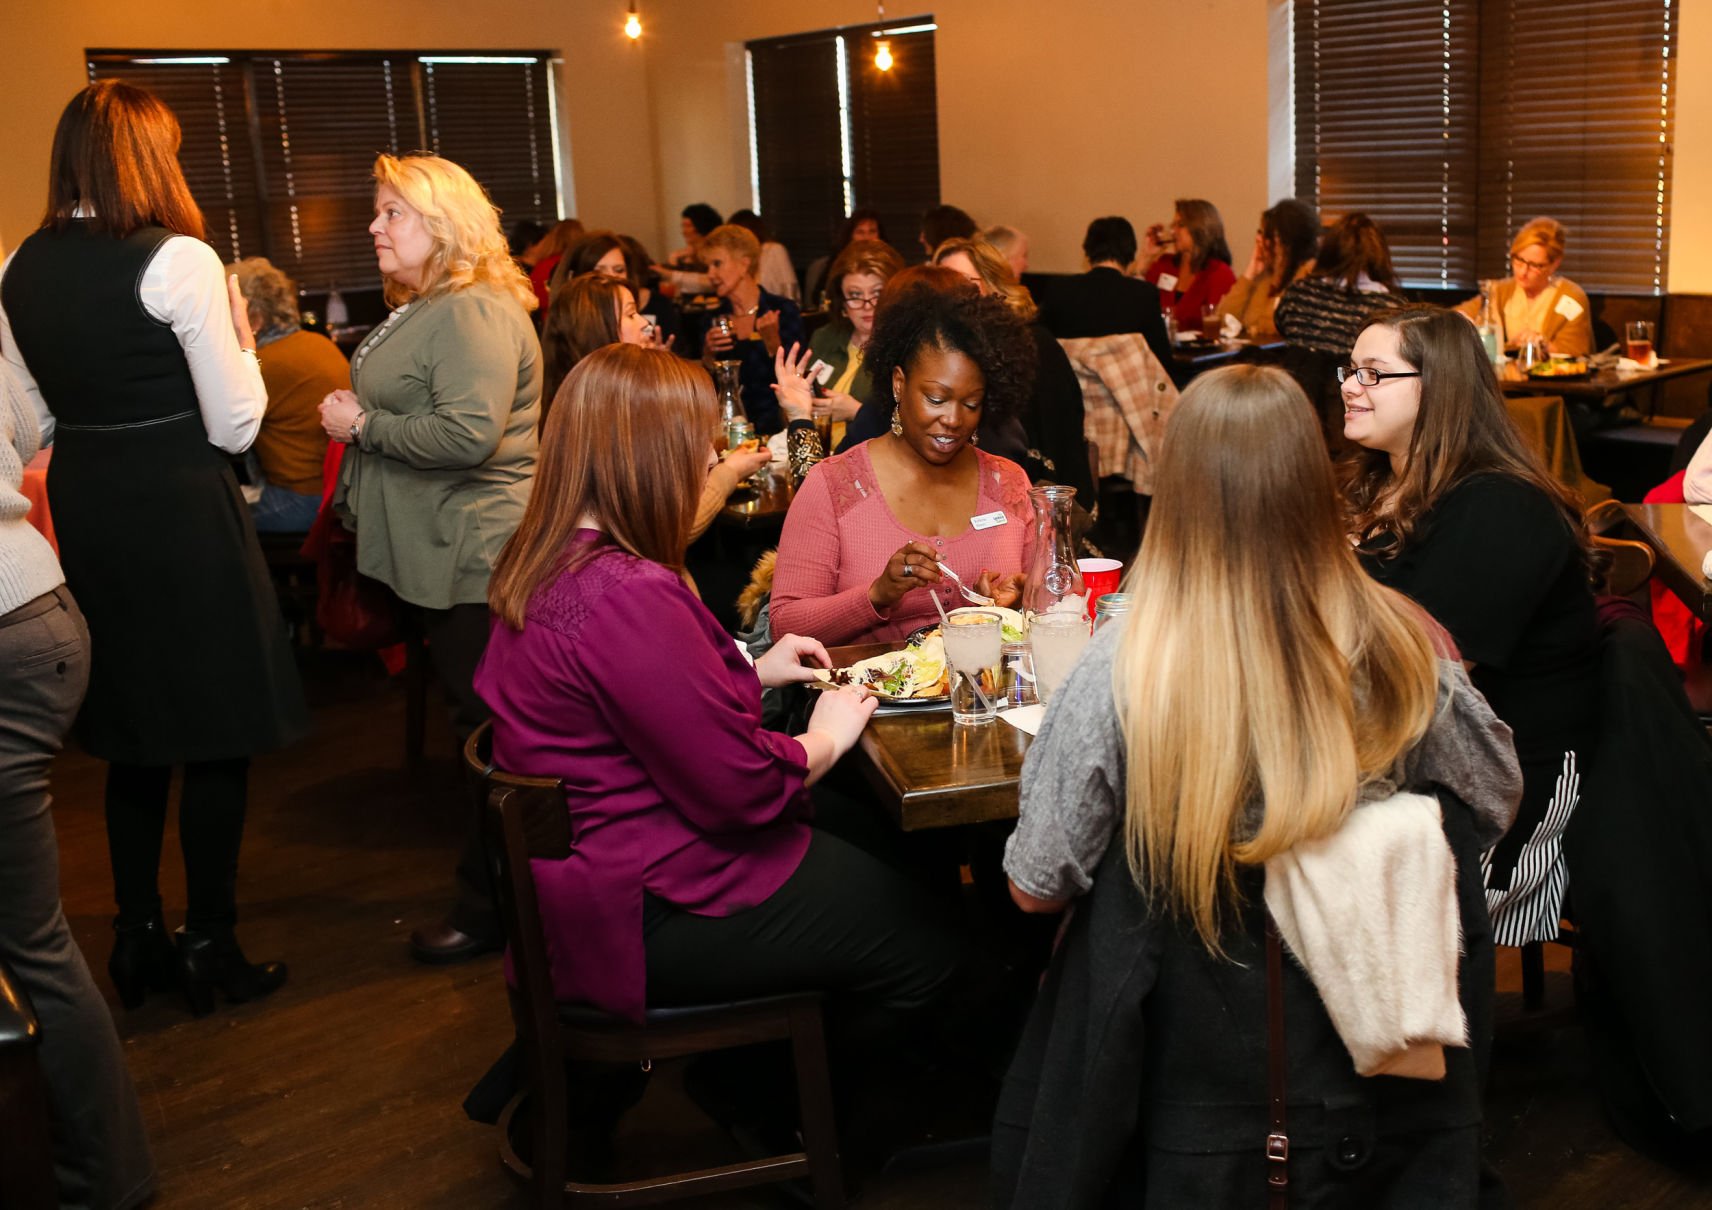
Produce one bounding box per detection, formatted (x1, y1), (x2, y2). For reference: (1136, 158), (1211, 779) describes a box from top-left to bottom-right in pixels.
(1499, 357), (1712, 405)
(1621, 502), (1712, 621)
(718, 462), (794, 532)
(828, 640), (1032, 831)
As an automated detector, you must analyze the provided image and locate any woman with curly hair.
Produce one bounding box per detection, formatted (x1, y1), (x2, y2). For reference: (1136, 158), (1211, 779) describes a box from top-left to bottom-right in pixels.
(317, 152), (540, 964)
(770, 268), (1039, 646)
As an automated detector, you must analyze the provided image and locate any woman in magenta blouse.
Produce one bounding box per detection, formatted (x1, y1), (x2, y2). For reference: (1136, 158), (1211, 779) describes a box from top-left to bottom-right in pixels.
(1141, 197), (1238, 332)
(474, 344), (964, 1046)
(771, 275), (1039, 646)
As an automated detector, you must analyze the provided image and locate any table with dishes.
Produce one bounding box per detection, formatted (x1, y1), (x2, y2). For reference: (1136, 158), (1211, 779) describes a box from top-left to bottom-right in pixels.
(1497, 356), (1712, 404)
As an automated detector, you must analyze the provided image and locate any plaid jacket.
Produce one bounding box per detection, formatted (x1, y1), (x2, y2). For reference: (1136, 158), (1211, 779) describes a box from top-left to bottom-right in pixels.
(1059, 332), (1179, 495)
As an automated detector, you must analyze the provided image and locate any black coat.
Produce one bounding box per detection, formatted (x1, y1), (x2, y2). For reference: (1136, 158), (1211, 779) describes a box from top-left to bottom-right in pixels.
(1565, 602), (1712, 1145)
(993, 791), (1494, 1210)
(1038, 267), (1175, 369)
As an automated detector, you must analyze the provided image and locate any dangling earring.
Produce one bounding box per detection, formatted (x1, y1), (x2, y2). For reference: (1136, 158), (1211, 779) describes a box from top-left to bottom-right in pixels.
(890, 406), (903, 437)
(970, 430), (979, 446)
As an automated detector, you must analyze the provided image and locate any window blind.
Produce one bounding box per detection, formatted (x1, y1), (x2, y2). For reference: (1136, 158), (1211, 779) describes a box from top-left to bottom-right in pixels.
(1476, 0), (1676, 293)
(847, 27), (941, 262)
(88, 51), (561, 292)
(747, 19), (940, 273)
(746, 38), (846, 274)
(1292, 0), (1677, 294)
(1293, 0), (1480, 287)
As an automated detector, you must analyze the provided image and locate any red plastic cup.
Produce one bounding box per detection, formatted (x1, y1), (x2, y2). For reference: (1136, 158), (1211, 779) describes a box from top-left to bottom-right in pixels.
(1077, 558), (1123, 618)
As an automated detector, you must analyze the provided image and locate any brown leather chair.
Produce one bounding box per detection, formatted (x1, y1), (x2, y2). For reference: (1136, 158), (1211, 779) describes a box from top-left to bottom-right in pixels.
(0, 956), (56, 1209)
(465, 722), (845, 1208)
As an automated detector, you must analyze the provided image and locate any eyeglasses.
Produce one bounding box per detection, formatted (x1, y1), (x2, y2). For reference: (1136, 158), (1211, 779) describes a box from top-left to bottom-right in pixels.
(1336, 365), (1422, 387)
(842, 293), (883, 310)
(1510, 254), (1553, 274)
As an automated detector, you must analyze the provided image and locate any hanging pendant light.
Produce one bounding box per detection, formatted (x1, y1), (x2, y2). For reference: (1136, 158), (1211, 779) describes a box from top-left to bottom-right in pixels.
(873, 0), (893, 70)
(624, 1), (642, 39)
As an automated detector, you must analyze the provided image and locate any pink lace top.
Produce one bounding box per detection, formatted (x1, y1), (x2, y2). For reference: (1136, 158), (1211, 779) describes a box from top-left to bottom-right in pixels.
(770, 442), (1036, 646)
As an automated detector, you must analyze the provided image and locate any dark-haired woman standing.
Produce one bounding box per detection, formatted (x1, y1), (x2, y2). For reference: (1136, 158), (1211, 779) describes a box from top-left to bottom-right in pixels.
(0, 81), (304, 1014)
(1340, 305), (1598, 949)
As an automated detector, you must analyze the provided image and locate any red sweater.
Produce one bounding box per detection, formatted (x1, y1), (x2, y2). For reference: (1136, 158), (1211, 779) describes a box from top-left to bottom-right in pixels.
(1144, 255), (1237, 330)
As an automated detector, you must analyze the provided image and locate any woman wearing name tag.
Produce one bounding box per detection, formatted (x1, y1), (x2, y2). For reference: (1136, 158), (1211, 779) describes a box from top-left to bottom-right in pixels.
(1453, 217), (1593, 356)
(771, 277), (1038, 646)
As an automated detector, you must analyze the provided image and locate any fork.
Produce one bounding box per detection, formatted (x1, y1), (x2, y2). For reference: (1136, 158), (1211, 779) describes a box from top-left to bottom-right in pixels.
(935, 561), (996, 606)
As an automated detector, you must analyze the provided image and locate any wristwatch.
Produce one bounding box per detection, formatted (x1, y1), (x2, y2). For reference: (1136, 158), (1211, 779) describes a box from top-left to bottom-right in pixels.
(349, 413), (364, 444)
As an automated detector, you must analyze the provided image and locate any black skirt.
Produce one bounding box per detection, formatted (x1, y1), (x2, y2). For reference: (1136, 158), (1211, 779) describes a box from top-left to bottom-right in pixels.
(48, 413), (309, 764)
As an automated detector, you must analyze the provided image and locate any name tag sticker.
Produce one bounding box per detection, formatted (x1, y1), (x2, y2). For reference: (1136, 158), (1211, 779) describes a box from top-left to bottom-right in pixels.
(971, 510), (1008, 531)
(809, 359), (833, 384)
(1553, 293), (1585, 322)
(1156, 272), (1179, 293)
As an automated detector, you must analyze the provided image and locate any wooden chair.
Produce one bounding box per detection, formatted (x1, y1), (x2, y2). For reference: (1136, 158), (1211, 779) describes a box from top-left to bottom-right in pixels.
(0, 957), (56, 1209)
(465, 722), (845, 1208)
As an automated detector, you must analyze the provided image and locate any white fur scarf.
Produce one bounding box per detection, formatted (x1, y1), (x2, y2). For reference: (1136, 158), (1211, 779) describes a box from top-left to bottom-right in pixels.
(1262, 792), (1468, 1081)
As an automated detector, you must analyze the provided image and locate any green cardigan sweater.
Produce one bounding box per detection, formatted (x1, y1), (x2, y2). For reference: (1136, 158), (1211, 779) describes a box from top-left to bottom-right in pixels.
(336, 284), (540, 610)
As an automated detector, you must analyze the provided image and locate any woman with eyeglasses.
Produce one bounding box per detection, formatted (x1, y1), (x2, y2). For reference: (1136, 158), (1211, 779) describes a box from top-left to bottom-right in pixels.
(1454, 218), (1592, 356)
(1339, 304), (1598, 956)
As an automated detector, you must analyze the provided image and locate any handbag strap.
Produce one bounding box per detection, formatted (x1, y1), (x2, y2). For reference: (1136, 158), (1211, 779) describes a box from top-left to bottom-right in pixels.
(1265, 914), (1290, 1209)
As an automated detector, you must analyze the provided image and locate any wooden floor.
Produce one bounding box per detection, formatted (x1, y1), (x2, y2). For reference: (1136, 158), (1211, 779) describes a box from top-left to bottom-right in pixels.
(44, 648), (1712, 1208)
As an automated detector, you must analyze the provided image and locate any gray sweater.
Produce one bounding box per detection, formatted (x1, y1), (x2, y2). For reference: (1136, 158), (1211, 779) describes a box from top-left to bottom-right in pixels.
(1004, 621), (1523, 903)
(0, 359), (62, 616)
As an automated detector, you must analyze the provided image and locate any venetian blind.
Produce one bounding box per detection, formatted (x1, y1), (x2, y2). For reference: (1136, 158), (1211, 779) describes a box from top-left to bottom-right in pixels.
(746, 37), (846, 274)
(88, 52), (561, 292)
(747, 19), (940, 271)
(1476, 0), (1676, 294)
(83, 59), (267, 265)
(847, 27), (941, 261)
(1293, 0), (1480, 287)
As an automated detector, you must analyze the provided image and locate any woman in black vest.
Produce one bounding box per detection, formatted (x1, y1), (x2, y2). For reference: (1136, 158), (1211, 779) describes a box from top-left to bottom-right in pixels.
(0, 82), (306, 1014)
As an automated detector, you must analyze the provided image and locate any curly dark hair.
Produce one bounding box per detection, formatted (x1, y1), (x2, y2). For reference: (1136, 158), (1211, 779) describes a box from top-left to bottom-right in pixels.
(864, 267), (1037, 421)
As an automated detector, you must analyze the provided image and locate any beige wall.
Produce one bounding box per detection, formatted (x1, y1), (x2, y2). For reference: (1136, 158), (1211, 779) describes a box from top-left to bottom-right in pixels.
(0, 0), (658, 259)
(643, 0), (1272, 275)
(1669, 0), (1712, 294)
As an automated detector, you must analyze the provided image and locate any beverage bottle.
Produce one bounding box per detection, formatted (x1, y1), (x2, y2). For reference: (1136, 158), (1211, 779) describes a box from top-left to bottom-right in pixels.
(713, 362), (748, 450)
(1477, 280), (1503, 364)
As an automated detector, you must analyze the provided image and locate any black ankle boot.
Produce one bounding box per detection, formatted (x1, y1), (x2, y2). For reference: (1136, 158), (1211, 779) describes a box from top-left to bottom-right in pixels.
(109, 914), (178, 1010)
(174, 928), (288, 1017)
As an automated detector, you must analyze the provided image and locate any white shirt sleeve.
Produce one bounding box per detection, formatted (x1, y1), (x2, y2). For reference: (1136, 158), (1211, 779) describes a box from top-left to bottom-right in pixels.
(1686, 425), (1712, 505)
(140, 236), (267, 454)
(0, 252), (55, 446)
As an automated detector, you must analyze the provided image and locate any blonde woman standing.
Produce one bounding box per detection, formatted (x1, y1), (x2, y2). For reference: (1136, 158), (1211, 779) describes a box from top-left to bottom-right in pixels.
(996, 366), (1521, 1207)
(318, 153), (540, 964)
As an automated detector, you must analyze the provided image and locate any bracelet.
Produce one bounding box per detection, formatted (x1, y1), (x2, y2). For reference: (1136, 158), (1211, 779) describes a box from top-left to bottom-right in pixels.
(348, 413), (364, 444)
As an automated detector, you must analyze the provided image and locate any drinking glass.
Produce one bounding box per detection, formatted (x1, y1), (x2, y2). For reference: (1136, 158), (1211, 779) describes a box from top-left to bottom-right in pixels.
(812, 399), (834, 451)
(942, 609), (1002, 726)
(1200, 303), (1222, 342)
(1030, 611), (1091, 704)
(1625, 320), (1655, 363)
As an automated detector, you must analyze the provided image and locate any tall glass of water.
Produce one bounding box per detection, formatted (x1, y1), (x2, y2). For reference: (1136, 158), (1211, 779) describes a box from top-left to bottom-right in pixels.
(1030, 611), (1092, 704)
(943, 609), (1002, 726)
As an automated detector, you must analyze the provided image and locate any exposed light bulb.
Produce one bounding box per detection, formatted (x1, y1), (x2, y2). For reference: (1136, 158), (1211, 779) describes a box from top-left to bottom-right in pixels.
(874, 39), (893, 71)
(624, 3), (642, 38)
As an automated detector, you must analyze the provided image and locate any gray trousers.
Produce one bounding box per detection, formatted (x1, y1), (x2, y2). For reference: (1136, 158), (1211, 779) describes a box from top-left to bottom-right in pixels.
(0, 585), (154, 1210)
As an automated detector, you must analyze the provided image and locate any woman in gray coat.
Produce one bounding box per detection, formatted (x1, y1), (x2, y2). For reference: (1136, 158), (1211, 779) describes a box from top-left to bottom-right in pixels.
(319, 152), (539, 964)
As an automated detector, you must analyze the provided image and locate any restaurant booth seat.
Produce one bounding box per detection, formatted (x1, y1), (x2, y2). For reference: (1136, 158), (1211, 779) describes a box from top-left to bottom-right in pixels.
(0, 956), (56, 1209)
(463, 722), (846, 1209)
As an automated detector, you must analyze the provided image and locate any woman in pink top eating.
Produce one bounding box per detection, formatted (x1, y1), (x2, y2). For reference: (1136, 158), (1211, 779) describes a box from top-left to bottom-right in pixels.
(771, 272), (1039, 645)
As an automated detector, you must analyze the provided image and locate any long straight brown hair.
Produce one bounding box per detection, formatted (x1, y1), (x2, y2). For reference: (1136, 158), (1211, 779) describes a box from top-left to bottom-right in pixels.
(540, 273), (627, 417)
(1340, 304), (1592, 567)
(1117, 365), (1440, 953)
(42, 81), (204, 239)
(489, 345), (716, 628)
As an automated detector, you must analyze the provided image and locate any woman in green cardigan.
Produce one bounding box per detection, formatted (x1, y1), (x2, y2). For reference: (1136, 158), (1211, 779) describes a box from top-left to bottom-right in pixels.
(318, 152), (540, 964)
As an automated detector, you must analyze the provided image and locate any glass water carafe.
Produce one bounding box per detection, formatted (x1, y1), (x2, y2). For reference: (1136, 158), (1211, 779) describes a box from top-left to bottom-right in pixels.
(1023, 485), (1086, 621)
(1477, 279), (1504, 364)
(713, 361), (747, 450)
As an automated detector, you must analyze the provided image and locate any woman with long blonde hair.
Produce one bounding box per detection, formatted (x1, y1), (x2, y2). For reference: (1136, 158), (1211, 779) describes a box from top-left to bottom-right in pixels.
(996, 365), (1521, 1207)
(318, 152), (541, 964)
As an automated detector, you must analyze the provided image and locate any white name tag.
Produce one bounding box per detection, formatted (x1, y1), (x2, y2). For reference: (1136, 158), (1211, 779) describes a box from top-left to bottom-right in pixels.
(971, 510), (1008, 531)
(809, 359), (833, 385)
(1553, 292), (1584, 322)
(1156, 272), (1179, 293)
